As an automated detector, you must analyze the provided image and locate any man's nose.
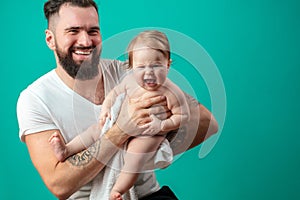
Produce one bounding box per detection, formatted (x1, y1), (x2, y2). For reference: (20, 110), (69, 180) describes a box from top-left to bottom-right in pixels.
(77, 31), (92, 46)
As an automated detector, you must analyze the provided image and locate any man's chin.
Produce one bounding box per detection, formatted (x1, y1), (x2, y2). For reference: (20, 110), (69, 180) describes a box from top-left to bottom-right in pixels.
(75, 63), (100, 80)
(72, 57), (89, 65)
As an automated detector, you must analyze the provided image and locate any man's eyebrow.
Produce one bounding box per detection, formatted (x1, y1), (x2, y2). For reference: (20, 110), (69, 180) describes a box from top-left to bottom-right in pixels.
(64, 26), (100, 31)
(65, 26), (81, 31)
(90, 26), (100, 30)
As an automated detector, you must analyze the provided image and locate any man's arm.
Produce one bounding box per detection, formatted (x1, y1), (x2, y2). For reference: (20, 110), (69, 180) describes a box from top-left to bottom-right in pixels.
(169, 94), (219, 155)
(24, 124), (128, 200)
(24, 95), (166, 199)
(189, 103), (218, 149)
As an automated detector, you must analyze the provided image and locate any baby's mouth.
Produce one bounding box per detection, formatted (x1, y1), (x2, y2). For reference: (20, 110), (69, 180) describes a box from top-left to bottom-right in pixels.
(144, 79), (156, 84)
(144, 79), (158, 88)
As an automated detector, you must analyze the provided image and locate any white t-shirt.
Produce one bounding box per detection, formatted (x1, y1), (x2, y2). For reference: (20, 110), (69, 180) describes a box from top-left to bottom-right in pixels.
(17, 59), (160, 199)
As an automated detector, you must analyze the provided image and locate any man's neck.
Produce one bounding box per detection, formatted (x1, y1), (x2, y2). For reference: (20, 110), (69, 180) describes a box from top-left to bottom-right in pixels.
(55, 67), (105, 105)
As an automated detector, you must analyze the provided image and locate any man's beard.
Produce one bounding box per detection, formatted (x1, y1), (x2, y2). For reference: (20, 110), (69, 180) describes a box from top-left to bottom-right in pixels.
(56, 44), (101, 80)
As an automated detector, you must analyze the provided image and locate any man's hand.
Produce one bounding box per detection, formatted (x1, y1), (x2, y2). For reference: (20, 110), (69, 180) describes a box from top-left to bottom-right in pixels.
(116, 92), (170, 136)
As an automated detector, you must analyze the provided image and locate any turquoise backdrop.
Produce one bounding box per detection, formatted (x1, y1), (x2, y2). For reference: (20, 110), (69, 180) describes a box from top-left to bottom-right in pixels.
(1, 0), (299, 199)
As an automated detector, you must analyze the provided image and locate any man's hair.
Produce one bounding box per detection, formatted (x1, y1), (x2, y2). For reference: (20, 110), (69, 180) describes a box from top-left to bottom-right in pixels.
(44, 0), (98, 26)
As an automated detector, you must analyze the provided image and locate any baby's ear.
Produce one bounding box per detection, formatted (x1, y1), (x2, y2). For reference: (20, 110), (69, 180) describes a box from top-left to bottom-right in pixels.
(167, 59), (172, 68)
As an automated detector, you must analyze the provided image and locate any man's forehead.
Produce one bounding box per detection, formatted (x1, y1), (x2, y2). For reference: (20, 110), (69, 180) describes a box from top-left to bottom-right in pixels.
(56, 4), (99, 25)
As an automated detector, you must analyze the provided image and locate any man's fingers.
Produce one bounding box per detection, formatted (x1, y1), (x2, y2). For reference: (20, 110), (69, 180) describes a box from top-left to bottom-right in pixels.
(139, 123), (151, 129)
(156, 110), (171, 120)
(141, 92), (165, 100)
(132, 95), (166, 109)
(148, 104), (167, 115)
(116, 93), (168, 137)
(138, 117), (152, 125)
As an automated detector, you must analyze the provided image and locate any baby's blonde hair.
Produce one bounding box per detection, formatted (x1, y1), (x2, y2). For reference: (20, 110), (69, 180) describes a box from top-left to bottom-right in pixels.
(127, 30), (170, 68)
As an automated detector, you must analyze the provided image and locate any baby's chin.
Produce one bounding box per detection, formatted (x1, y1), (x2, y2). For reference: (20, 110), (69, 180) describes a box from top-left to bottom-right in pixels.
(142, 83), (161, 91)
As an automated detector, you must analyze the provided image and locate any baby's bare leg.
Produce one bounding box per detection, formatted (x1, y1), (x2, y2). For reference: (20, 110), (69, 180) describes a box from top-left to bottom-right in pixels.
(48, 132), (68, 161)
(49, 124), (100, 161)
(109, 191), (123, 200)
(110, 136), (165, 198)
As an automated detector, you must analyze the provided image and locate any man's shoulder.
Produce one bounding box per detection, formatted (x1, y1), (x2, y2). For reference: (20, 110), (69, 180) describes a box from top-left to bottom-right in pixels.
(100, 59), (124, 69)
(19, 69), (57, 98)
(100, 59), (128, 79)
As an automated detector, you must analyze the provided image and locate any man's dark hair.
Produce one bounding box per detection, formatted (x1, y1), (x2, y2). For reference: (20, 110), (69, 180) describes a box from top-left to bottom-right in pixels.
(44, 0), (98, 23)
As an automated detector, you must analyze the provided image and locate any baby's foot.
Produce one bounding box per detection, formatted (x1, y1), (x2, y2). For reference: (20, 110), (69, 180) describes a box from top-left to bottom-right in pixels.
(48, 132), (67, 161)
(109, 190), (123, 200)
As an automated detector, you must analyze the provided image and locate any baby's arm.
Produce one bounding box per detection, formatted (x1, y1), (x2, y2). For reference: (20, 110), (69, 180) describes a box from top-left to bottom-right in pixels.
(160, 100), (189, 131)
(161, 88), (190, 131)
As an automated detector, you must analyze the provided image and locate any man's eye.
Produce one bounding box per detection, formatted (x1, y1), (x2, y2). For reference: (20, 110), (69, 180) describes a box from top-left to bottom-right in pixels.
(88, 30), (99, 36)
(69, 29), (78, 34)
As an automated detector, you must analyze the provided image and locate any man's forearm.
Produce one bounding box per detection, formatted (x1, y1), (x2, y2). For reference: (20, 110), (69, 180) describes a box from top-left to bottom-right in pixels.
(170, 94), (218, 155)
(57, 124), (129, 199)
(92, 123), (130, 164)
(188, 104), (218, 149)
(25, 124), (130, 199)
(24, 130), (103, 199)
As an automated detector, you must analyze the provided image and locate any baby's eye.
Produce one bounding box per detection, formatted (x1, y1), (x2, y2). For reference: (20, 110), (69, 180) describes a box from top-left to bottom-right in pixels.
(136, 65), (145, 69)
(150, 64), (164, 68)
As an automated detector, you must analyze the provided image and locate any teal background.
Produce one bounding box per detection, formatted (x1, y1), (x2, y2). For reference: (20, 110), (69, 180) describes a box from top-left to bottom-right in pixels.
(1, 0), (299, 199)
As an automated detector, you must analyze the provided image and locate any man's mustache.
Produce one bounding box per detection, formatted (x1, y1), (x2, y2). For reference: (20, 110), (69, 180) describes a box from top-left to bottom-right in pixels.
(71, 46), (96, 51)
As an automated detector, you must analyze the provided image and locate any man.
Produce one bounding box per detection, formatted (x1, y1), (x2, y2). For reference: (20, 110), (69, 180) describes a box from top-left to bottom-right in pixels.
(17, 0), (218, 199)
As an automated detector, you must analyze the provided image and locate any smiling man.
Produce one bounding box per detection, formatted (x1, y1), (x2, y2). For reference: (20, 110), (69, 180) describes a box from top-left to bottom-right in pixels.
(46, 3), (102, 81)
(17, 0), (218, 199)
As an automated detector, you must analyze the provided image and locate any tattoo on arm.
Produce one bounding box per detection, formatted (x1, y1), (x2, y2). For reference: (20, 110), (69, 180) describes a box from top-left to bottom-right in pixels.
(168, 93), (200, 153)
(167, 126), (187, 150)
(67, 140), (100, 167)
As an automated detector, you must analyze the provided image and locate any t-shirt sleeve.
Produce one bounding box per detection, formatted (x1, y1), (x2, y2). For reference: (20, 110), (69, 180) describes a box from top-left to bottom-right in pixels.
(17, 90), (57, 142)
(101, 59), (128, 94)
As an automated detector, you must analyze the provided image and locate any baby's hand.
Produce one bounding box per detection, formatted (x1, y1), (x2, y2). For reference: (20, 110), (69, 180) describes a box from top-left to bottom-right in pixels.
(139, 114), (162, 136)
(99, 110), (111, 126)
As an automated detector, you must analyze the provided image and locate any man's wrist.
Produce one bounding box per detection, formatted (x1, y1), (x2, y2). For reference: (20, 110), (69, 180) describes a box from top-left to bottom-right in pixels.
(105, 123), (130, 147)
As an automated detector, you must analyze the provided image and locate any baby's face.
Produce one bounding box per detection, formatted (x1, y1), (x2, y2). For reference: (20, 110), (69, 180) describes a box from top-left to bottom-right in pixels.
(132, 47), (169, 91)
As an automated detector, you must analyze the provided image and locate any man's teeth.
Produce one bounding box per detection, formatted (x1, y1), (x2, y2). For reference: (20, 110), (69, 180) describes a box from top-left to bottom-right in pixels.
(74, 50), (91, 55)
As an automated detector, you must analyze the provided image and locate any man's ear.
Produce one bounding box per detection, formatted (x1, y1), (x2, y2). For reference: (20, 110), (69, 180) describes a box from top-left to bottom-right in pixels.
(45, 29), (56, 50)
